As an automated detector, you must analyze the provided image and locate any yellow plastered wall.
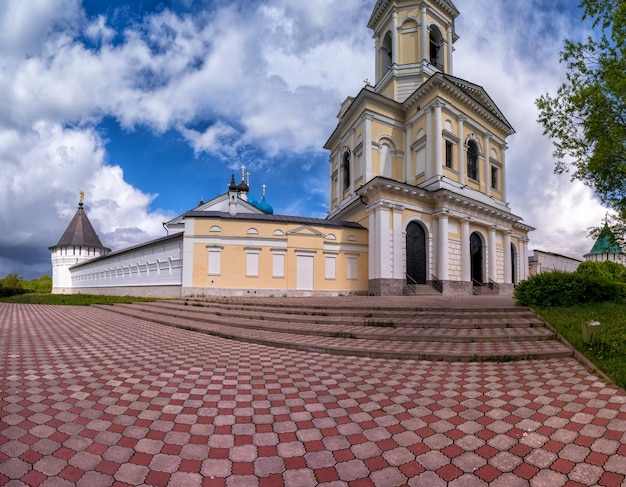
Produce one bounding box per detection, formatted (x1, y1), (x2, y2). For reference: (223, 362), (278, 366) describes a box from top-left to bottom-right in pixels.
(189, 218), (368, 293)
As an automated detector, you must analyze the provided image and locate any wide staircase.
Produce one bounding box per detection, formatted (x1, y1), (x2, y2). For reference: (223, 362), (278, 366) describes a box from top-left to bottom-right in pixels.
(93, 297), (573, 362)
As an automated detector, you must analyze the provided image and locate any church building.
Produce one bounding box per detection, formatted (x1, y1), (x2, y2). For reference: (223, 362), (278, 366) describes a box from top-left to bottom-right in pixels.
(50, 0), (533, 297)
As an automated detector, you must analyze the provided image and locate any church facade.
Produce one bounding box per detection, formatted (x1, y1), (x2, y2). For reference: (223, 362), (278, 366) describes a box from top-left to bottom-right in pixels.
(50, 0), (533, 297)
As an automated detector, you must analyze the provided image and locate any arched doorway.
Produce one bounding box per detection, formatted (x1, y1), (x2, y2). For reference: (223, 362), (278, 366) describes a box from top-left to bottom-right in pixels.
(406, 222), (427, 284)
(511, 243), (517, 284)
(470, 232), (483, 284)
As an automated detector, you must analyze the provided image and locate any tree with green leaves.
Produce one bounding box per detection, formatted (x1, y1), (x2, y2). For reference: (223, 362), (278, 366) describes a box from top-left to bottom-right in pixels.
(536, 0), (626, 235)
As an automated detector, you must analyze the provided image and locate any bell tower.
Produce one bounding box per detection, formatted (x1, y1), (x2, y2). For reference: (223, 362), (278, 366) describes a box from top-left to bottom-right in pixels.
(369, 0), (459, 102)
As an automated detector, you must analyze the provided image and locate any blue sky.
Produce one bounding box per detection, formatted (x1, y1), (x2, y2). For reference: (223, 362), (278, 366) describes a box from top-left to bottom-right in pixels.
(0, 0), (606, 279)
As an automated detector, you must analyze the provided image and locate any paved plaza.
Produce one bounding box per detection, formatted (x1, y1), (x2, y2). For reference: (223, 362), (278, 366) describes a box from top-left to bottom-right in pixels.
(1, 301), (626, 486)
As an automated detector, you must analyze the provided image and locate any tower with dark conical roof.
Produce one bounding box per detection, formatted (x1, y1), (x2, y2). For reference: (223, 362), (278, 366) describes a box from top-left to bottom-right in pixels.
(49, 194), (110, 293)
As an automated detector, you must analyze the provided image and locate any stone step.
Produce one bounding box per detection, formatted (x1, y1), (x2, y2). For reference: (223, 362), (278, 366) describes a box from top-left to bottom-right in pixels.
(404, 284), (440, 296)
(143, 301), (545, 329)
(176, 299), (537, 318)
(93, 300), (573, 362)
(106, 302), (554, 342)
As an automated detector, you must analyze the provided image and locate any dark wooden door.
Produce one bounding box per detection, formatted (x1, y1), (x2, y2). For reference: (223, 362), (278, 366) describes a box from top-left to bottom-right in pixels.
(406, 222), (427, 284)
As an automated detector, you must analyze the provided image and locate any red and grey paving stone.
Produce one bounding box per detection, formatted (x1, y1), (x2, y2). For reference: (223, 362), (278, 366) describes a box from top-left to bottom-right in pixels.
(1, 302), (625, 487)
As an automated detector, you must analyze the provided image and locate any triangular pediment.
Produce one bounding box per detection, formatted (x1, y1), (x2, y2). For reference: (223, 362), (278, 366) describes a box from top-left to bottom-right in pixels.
(401, 73), (515, 135)
(443, 75), (512, 131)
(286, 225), (326, 237)
(165, 192), (263, 226)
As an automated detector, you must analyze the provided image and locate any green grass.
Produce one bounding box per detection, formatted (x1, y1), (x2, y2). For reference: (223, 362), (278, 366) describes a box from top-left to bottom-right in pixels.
(0, 293), (156, 306)
(537, 302), (626, 390)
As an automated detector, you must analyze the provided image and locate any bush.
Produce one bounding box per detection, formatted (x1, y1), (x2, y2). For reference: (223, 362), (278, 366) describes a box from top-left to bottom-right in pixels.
(514, 271), (626, 307)
(0, 288), (31, 298)
(576, 260), (626, 282)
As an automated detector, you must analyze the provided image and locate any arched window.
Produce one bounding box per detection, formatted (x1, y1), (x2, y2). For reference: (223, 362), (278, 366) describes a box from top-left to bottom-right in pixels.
(467, 140), (479, 181)
(381, 31), (393, 73)
(429, 26), (444, 70)
(342, 151), (351, 190)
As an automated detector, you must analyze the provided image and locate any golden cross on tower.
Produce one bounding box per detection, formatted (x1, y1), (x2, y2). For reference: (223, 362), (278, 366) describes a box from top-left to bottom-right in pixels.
(79, 190), (85, 203)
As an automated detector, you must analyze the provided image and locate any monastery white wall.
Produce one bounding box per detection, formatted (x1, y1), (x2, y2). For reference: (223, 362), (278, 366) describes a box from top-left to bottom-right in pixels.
(68, 235), (184, 296)
(529, 250), (582, 275)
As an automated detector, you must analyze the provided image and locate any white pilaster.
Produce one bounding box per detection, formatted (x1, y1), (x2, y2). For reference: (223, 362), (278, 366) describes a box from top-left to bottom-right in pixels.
(392, 206), (404, 279)
(375, 35), (381, 82)
(488, 226), (497, 282)
(501, 143), (507, 202)
(484, 133), (491, 196)
(365, 115), (373, 182)
(461, 219), (471, 282)
(405, 122), (412, 183)
(368, 208), (378, 279)
(504, 231), (512, 283)
(433, 101), (443, 179)
(457, 115), (465, 185)
(426, 109), (433, 179)
(438, 213), (449, 280)
(350, 130), (355, 193)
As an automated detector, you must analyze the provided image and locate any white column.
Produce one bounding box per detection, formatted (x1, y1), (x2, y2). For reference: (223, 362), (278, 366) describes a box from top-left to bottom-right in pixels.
(392, 206), (404, 280)
(521, 238), (529, 281)
(433, 102), (443, 179)
(374, 203), (392, 279)
(504, 231), (512, 283)
(392, 10), (398, 66)
(368, 208), (378, 279)
(365, 115), (373, 182)
(350, 130), (355, 193)
(421, 5), (428, 62)
(447, 25), (453, 75)
(457, 116), (465, 185)
(375, 35), (381, 83)
(488, 226), (497, 282)
(438, 213), (449, 280)
(484, 133), (491, 196)
(405, 122), (412, 183)
(461, 219), (471, 282)
(501, 143), (508, 202)
(426, 109), (433, 179)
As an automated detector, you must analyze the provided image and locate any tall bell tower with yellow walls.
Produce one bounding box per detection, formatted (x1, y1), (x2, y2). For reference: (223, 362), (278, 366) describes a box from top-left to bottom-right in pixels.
(325, 0), (533, 296)
(370, 0), (459, 102)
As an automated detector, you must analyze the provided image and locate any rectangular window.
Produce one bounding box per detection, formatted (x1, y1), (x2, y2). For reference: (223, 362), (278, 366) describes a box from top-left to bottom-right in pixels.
(491, 166), (498, 190)
(325, 253), (337, 280)
(445, 141), (453, 169)
(346, 253), (358, 280)
(246, 248), (261, 277)
(272, 249), (286, 278)
(207, 246), (223, 275)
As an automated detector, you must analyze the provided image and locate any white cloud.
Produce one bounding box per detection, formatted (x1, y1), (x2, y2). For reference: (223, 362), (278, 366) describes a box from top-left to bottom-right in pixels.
(0, 0), (611, 278)
(453, 0), (606, 259)
(0, 122), (172, 276)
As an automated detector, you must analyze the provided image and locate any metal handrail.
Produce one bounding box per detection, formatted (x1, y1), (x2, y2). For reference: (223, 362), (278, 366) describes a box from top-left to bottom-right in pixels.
(430, 275), (443, 294)
(488, 279), (500, 294)
(404, 272), (418, 286)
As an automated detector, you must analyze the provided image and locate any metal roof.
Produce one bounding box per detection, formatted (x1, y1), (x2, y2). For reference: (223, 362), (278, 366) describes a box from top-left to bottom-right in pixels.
(183, 211), (365, 229)
(52, 202), (109, 250)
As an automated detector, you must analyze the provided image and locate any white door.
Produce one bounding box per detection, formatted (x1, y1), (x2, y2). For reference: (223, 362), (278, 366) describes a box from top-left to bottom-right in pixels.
(297, 254), (314, 290)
